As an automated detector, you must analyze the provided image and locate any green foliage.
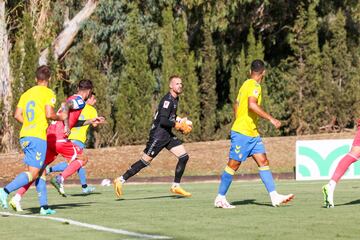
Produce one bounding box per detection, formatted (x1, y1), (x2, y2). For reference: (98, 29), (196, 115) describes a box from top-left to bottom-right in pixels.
(325, 10), (360, 129)
(199, 20), (217, 140)
(10, 12), (39, 137)
(160, 6), (201, 140)
(3, 0), (360, 151)
(115, 3), (156, 144)
(229, 47), (246, 105)
(172, 10), (201, 141)
(64, 37), (114, 147)
(159, 5), (176, 95)
(285, 1), (323, 135)
(246, 26), (264, 64)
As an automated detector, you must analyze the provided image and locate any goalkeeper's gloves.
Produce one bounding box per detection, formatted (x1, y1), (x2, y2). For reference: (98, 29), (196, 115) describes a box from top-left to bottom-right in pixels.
(175, 117), (192, 134)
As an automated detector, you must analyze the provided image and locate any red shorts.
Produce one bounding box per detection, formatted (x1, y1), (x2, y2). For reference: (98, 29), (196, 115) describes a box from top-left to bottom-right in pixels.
(352, 128), (360, 147)
(45, 139), (83, 166)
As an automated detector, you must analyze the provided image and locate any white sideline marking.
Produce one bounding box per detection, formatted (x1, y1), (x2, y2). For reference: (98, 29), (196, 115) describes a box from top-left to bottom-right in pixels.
(0, 212), (171, 239)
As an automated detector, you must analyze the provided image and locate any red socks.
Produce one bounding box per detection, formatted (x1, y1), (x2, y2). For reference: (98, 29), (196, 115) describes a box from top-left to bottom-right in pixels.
(331, 153), (358, 182)
(17, 181), (33, 197)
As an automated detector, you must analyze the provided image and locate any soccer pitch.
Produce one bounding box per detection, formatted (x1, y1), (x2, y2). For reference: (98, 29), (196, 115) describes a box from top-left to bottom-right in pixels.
(1, 180), (360, 240)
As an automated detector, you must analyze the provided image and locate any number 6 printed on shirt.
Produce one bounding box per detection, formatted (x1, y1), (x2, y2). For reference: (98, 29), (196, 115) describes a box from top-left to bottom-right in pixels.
(26, 101), (35, 122)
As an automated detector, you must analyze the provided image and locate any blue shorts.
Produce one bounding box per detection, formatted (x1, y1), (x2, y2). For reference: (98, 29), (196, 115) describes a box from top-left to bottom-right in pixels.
(19, 137), (47, 169)
(229, 131), (266, 162)
(71, 140), (85, 150)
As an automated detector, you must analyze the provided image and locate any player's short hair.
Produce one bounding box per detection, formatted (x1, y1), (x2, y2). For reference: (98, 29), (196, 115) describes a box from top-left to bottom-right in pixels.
(251, 59), (265, 73)
(36, 65), (51, 81)
(169, 75), (181, 82)
(78, 79), (93, 90)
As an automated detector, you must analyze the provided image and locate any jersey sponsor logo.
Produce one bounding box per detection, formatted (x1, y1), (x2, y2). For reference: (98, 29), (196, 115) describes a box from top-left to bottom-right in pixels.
(51, 98), (56, 105)
(253, 89), (259, 97)
(71, 97), (85, 110)
(163, 101), (170, 109)
(24, 124), (36, 130)
(77, 99), (84, 105)
(72, 99), (79, 109)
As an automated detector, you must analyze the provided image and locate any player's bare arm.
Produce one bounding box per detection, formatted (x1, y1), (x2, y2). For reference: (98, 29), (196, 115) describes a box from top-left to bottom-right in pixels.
(62, 101), (73, 136)
(45, 105), (66, 121)
(14, 107), (24, 123)
(233, 100), (239, 118)
(74, 116), (106, 127)
(248, 96), (281, 129)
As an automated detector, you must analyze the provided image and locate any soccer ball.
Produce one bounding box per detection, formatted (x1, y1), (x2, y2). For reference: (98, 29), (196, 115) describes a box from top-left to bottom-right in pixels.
(101, 179), (111, 186)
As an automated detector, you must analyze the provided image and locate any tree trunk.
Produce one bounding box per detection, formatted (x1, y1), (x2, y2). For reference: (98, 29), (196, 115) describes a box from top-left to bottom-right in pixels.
(39, 0), (98, 65)
(0, 0), (14, 152)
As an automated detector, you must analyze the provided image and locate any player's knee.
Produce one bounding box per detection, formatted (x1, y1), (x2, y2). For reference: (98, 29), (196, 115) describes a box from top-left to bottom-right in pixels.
(258, 158), (269, 167)
(82, 159), (88, 166)
(178, 153), (189, 163)
(227, 160), (240, 171)
(141, 159), (151, 166)
(126, 159), (149, 176)
(78, 154), (88, 161)
(350, 147), (360, 158)
(82, 157), (89, 166)
(28, 169), (39, 180)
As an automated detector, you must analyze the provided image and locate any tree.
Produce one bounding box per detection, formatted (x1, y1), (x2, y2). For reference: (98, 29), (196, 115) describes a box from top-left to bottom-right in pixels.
(172, 8), (201, 140)
(285, 1), (322, 135)
(115, 3), (156, 144)
(39, 0), (99, 65)
(246, 26), (264, 64)
(159, 5), (176, 96)
(229, 46), (246, 105)
(199, 17), (217, 140)
(64, 37), (113, 147)
(326, 10), (359, 129)
(0, 0), (13, 152)
(9, 12), (39, 147)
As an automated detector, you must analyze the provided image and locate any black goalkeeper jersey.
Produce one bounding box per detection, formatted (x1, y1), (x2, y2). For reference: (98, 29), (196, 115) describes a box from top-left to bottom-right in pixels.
(149, 92), (178, 139)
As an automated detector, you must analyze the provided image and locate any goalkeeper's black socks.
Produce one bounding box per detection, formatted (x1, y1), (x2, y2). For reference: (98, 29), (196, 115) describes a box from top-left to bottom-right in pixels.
(123, 159), (149, 180)
(174, 154), (189, 183)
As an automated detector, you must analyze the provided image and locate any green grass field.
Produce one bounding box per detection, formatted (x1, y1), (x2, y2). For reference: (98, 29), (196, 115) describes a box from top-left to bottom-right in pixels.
(1, 180), (360, 240)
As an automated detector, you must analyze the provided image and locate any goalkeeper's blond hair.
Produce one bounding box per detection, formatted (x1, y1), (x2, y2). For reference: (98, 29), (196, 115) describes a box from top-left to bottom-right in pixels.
(169, 75), (181, 83)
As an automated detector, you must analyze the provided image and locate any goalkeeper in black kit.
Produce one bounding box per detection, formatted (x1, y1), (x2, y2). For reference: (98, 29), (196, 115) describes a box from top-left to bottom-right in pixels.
(113, 75), (193, 197)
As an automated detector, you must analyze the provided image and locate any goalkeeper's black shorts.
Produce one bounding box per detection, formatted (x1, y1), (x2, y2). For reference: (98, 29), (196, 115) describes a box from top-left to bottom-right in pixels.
(144, 135), (182, 158)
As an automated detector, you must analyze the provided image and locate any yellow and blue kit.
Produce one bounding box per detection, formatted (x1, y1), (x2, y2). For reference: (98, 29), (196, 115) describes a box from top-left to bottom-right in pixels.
(68, 104), (98, 149)
(17, 85), (56, 168)
(229, 79), (265, 162)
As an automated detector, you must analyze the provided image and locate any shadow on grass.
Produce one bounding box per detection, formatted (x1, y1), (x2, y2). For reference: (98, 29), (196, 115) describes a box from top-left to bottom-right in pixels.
(336, 199), (360, 206)
(24, 202), (95, 214)
(231, 199), (273, 207)
(69, 192), (102, 197)
(115, 195), (186, 201)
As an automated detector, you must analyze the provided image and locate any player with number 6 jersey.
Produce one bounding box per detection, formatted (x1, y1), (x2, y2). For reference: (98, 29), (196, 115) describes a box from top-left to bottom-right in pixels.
(0, 65), (66, 215)
(12, 80), (105, 211)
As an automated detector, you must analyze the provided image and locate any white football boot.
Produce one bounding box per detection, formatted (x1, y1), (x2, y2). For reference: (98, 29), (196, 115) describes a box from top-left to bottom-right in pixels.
(270, 192), (295, 207)
(214, 195), (236, 209)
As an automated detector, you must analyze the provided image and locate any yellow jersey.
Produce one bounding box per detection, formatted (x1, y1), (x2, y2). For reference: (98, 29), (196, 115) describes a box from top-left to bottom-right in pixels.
(68, 104), (98, 144)
(17, 85), (56, 140)
(231, 79), (262, 137)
